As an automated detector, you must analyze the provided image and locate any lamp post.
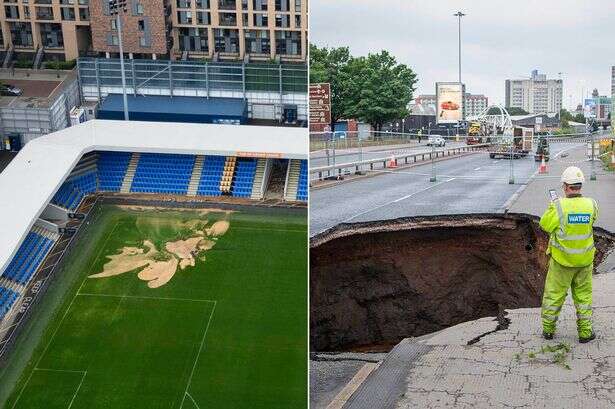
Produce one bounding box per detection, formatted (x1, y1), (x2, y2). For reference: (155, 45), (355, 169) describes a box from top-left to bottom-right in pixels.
(454, 11), (466, 137)
(109, 0), (129, 121)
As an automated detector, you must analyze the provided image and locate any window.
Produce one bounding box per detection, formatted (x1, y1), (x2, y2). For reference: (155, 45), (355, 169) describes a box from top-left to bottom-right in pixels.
(111, 19), (117, 29)
(195, 0), (209, 8)
(244, 29), (270, 54)
(241, 0), (247, 10)
(275, 0), (289, 11)
(214, 28), (239, 53)
(112, 35), (119, 45)
(178, 27), (208, 52)
(10, 22), (33, 46)
(275, 13), (289, 27)
(177, 0), (190, 8)
(136, 3), (144, 14)
(294, 0), (300, 12)
(78, 7), (88, 20)
(294, 14), (300, 28)
(4, 5), (19, 19)
(275, 30), (301, 55)
(138, 19), (144, 30)
(177, 10), (192, 24)
(61, 7), (75, 20)
(252, 0), (266, 11)
(253, 12), (267, 26)
(197, 11), (210, 24)
(139, 37), (147, 46)
(218, 12), (236, 26)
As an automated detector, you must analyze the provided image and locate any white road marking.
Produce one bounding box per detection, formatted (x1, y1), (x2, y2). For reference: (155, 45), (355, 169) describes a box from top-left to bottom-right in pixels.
(343, 178), (456, 223)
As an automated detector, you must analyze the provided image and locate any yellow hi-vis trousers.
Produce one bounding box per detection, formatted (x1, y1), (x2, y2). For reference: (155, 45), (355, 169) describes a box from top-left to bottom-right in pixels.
(541, 258), (593, 338)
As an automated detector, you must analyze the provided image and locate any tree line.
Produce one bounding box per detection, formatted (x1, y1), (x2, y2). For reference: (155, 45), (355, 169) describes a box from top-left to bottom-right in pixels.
(309, 44), (418, 132)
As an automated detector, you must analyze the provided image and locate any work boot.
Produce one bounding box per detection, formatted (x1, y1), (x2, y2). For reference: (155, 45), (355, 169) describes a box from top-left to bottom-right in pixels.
(543, 332), (554, 340)
(579, 332), (596, 344)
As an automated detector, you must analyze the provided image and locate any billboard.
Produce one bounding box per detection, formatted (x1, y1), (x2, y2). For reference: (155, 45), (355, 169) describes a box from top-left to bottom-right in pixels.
(436, 82), (465, 124)
(584, 98), (596, 119)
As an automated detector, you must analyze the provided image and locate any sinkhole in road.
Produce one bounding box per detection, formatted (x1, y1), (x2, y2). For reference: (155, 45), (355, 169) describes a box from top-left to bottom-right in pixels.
(310, 214), (615, 352)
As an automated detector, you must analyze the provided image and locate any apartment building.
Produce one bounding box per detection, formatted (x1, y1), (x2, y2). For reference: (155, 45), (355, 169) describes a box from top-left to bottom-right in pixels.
(0, 0), (91, 62)
(172, 0), (307, 61)
(505, 70), (563, 114)
(0, 0), (307, 63)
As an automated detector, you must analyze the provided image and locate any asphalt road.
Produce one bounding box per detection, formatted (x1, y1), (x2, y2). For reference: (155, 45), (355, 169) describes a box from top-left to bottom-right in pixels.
(310, 141), (468, 169)
(310, 142), (582, 236)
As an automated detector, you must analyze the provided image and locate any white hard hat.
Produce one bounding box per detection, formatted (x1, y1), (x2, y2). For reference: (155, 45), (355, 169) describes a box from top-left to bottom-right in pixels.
(561, 166), (585, 185)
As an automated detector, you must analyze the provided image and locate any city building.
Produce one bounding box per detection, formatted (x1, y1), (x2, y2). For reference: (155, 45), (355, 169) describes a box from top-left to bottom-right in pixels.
(0, 71), (80, 151)
(414, 92), (488, 118)
(611, 66), (615, 98)
(505, 70), (563, 114)
(0, 0), (307, 65)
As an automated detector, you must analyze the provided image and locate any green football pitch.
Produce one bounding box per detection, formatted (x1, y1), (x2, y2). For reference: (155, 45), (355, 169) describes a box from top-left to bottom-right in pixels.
(2, 204), (307, 409)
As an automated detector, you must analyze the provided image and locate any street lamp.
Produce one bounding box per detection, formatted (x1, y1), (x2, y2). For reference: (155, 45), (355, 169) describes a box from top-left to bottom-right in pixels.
(454, 11), (466, 137)
(109, 0), (129, 121)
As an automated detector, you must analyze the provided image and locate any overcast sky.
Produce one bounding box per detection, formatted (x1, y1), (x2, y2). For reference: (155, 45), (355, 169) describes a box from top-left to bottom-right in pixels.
(310, 0), (615, 110)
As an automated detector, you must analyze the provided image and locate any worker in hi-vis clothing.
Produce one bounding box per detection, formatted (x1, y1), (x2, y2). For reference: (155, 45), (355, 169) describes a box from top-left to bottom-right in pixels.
(539, 166), (598, 343)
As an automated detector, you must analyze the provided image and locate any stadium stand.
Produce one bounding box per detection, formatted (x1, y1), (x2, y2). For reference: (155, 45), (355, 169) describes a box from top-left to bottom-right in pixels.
(0, 286), (18, 320)
(2, 229), (56, 285)
(231, 158), (257, 198)
(97, 151), (132, 192)
(297, 160), (307, 201)
(130, 153), (196, 195)
(51, 171), (97, 210)
(196, 155), (226, 196)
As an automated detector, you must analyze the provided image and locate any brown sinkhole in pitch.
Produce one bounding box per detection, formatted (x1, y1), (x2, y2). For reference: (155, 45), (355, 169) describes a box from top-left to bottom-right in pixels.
(310, 214), (615, 352)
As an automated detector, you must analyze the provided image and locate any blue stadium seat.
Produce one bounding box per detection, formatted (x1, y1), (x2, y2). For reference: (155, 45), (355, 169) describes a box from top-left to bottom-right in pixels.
(231, 158), (257, 198)
(296, 160), (307, 201)
(98, 151), (132, 192)
(196, 155), (226, 197)
(3, 232), (55, 286)
(0, 286), (19, 320)
(51, 171), (97, 210)
(130, 153), (196, 195)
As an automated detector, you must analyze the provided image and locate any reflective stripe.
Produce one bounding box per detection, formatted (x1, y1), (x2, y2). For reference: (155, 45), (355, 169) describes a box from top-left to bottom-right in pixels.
(577, 313), (592, 320)
(556, 232), (593, 241)
(542, 305), (562, 312)
(555, 199), (565, 236)
(541, 313), (558, 322)
(575, 304), (592, 311)
(550, 239), (595, 255)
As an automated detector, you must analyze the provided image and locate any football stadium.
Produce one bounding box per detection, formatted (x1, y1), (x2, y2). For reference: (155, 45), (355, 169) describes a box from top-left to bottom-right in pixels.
(0, 120), (307, 408)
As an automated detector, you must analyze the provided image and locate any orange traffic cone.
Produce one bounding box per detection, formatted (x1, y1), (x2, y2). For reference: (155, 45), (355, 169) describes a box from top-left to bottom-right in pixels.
(539, 155), (548, 174)
(387, 155), (398, 168)
(610, 152), (615, 170)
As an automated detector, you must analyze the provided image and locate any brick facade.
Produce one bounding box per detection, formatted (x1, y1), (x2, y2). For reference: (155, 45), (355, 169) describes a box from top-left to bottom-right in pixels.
(90, 0), (169, 56)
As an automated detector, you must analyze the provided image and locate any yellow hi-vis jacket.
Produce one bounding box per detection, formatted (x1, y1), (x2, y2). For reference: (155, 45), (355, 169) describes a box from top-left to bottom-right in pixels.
(539, 195), (598, 267)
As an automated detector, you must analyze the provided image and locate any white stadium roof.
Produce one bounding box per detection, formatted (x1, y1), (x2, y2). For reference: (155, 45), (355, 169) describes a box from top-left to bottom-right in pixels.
(0, 119), (307, 275)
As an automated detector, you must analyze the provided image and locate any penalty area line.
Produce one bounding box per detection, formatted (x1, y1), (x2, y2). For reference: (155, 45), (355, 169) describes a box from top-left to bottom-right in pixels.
(76, 293), (217, 304)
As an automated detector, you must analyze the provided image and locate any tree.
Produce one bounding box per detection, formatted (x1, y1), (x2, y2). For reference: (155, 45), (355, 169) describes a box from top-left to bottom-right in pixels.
(343, 51), (417, 131)
(309, 44), (418, 132)
(487, 106), (528, 116)
(309, 44), (352, 129)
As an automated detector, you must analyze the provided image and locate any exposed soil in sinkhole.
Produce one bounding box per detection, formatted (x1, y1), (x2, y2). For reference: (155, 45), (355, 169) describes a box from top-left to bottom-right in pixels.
(310, 213), (615, 352)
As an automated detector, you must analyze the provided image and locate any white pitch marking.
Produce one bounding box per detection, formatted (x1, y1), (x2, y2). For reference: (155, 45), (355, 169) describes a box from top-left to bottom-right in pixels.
(179, 301), (217, 409)
(185, 391), (202, 409)
(67, 371), (87, 409)
(77, 293), (216, 303)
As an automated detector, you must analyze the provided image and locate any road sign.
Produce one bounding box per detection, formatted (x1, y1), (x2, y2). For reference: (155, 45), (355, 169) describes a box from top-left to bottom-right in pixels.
(310, 83), (331, 129)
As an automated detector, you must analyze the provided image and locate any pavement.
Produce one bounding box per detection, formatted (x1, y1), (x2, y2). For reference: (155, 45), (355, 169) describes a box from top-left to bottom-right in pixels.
(317, 143), (615, 408)
(310, 142), (579, 236)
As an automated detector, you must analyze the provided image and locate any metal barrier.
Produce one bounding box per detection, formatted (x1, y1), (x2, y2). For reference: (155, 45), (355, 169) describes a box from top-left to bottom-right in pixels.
(310, 143), (491, 180)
